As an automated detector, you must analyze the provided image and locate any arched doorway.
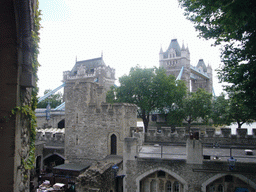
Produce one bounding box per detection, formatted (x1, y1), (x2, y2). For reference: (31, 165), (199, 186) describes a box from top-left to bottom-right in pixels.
(36, 156), (42, 175)
(139, 170), (185, 192)
(203, 174), (256, 192)
(111, 134), (117, 155)
(43, 154), (64, 173)
(58, 119), (65, 128)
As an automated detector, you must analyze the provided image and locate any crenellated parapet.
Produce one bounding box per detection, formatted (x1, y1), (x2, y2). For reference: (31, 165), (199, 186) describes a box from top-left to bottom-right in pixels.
(36, 128), (65, 147)
(63, 65), (115, 82)
(87, 102), (137, 115)
(145, 127), (256, 146)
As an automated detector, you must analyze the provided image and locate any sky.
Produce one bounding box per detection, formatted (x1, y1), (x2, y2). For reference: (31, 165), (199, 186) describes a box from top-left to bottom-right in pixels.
(38, 0), (224, 97)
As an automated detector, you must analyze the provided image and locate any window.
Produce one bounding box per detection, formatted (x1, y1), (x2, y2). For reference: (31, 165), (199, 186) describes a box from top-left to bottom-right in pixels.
(150, 180), (157, 192)
(75, 135), (79, 145)
(166, 181), (172, 192)
(174, 181), (179, 192)
(217, 184), (224, 192)
(209, 185), (215, 192)
(111, 134), (117, 155)
(225, 175), (233, 182)
(76, 113), (79, 124)
(158, 171), (165, 177)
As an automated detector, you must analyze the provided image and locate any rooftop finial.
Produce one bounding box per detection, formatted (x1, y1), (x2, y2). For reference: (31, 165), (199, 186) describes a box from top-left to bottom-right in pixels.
(101, 51), (103, 58)
(181, 40), (186, 50)
(160, 44), (163, 53)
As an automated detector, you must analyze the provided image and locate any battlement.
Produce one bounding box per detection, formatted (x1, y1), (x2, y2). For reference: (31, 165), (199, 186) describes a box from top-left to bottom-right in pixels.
(145, 127), (256, 146)
(88, 102), (137, 114)
(36, 128), (65, 147)
(63, 65), (115, 81)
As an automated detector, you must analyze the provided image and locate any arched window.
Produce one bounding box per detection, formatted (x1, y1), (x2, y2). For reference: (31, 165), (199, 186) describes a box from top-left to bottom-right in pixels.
(150, 180), (157, 192)
(217, 184), (224, 192)
(111, 134), (117, 155)
(174, 181), (180, 192)
(166, 181), (172, 192)
(209, 185), (215, 192)
(57, 119), (65, 128)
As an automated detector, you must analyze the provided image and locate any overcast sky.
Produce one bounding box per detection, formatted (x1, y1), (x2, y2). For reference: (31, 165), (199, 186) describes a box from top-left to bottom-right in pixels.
(38, 0), (223, 97)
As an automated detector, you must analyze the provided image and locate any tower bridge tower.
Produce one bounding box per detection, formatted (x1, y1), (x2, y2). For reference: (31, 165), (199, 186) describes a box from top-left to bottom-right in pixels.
(159, 39), (212, 93)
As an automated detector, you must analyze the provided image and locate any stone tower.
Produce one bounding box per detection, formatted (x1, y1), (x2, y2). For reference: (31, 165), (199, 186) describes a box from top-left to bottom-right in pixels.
(191, 59), (213, 93)
(63, 57), (137, 164)
(159, 39), (191, 90)
(160, 39), (213, 93)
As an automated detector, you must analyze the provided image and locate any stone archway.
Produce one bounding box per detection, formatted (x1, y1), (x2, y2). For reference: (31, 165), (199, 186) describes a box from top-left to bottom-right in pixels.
(36, 155), (42, 175)
(57, 119), (65, 128)
(135, 167), (188, 192)
(43, 153), (65, 173)
(201, 174), (256, 192)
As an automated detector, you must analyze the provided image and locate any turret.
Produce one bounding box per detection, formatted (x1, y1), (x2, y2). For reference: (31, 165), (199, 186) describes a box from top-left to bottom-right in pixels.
(181, 40), (187, 57)
(159, 46), (164, 61)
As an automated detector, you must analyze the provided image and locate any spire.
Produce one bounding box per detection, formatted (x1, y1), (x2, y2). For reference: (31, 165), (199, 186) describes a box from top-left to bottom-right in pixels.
(76, 55), (77, 62)
(181, 40), (186, 51)
(186, 44), (190, 53)
(160, 45), (163, 53)
(101, 51), (103, 58)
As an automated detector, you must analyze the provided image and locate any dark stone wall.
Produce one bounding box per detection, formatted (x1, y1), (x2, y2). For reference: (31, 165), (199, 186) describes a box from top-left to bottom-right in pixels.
(0, 0), (19, 190)
(0, 0), (34, 191)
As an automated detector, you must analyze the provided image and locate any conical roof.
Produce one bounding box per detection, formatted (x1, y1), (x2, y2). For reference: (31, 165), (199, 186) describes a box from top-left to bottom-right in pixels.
(166, 39), (181, 56)
(196, 59), (207, 72)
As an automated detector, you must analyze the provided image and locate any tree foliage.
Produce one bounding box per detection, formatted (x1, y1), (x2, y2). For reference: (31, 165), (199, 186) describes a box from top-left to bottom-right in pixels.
(106, 66), (187, 132)
(211, 92), (255, 128)
(181, 88), (212, 130)
(211, 93), (231, 127)
(179, 0), (256, 114)
(37, 89), (63, 109)
(227, 92), (255, 128)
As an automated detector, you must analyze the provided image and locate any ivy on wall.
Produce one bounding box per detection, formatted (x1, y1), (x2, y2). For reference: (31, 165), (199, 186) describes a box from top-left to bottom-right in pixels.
(26, 0), (41, 170)
(18, 0), (41, 172)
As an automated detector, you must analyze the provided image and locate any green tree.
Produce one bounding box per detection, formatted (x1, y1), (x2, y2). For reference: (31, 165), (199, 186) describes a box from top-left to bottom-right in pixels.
(162, 79), (187, 127)
(107, 66), (186, 132)
(179, 0), (256, 114)
(37, 89), (63, 108)
(211, 93), (231, 127)
(227, 92), (255, 128)
(182, 88), (212, 130)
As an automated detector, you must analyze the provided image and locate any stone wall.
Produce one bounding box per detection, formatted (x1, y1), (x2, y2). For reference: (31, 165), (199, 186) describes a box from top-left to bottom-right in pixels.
(123, 137), (256, 192)
(64, 79), (137, 164)
(0, 0), (36, 191)
(36, 111), (65, 128)
(145, 127), (256, 146)
(36, 130), (65, 147)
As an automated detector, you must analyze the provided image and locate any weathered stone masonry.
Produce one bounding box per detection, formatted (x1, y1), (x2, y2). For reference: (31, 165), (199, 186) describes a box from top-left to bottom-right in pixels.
(64, 58), (137, 164)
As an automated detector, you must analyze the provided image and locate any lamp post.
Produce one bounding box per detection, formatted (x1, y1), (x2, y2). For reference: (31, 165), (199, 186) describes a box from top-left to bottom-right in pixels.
(112, 165), (119, 192)
(112, 165), (119, 177)
(46, 102), (51, 121)
(227, 156), (236, 171)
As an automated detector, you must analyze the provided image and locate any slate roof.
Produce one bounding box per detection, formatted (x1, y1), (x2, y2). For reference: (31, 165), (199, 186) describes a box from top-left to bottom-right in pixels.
(53, 163), (90, 172)
(196, 59), (207, 72)
(164, 39), (181, 57)
(70, 57), (105, 76)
